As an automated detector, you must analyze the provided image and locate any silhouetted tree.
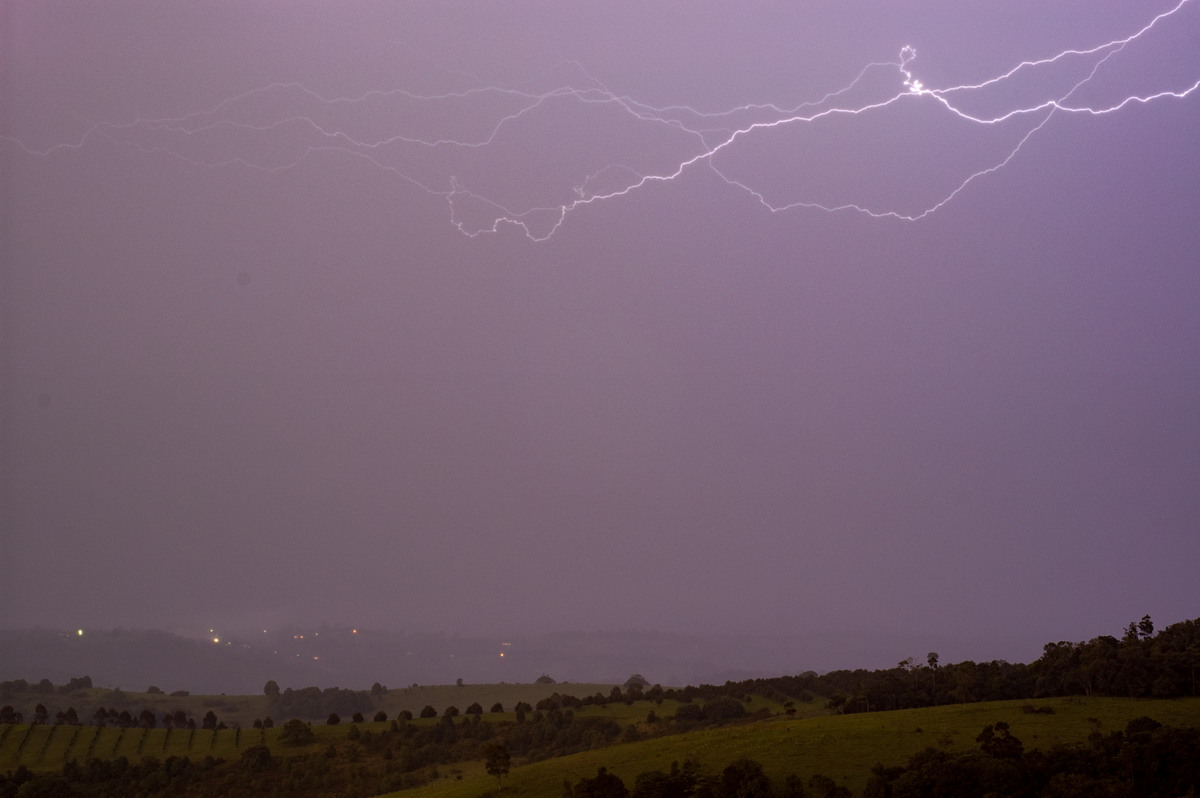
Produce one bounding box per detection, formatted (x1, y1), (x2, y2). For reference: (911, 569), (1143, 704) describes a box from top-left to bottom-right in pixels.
(278, 718), (314, 745)
(484, 742), (512, 789)
(719, 758), (772, 798)
(574, 766), (629, 798)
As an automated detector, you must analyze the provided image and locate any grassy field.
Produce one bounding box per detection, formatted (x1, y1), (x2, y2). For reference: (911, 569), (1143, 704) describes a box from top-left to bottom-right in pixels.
(0, 688), (639, 774)
(4, 690), (1198, 797)
(385, 696), (1200, 798)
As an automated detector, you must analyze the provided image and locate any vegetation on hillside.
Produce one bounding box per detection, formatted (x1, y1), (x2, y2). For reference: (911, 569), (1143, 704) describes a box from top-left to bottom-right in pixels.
(1, 616), (1198, 796)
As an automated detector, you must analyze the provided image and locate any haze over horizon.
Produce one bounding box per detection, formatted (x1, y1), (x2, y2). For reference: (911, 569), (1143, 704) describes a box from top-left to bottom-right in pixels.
(3, 0), (1198, 674)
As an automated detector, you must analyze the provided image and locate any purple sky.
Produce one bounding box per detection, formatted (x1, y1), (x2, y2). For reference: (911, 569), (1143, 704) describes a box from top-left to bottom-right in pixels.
(3, 0), (1198, 668)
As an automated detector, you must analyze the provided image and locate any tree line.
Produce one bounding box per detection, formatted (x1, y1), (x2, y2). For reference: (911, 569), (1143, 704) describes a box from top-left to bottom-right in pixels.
(732, 616), (1199, 717)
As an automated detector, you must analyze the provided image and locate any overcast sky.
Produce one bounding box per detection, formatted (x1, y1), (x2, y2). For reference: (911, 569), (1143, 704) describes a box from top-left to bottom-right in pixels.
(3, 0), (1198, 667)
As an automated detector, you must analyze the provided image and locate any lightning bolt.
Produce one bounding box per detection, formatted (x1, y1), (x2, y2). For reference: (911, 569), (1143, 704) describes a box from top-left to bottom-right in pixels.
(5, 0), (1196, 241)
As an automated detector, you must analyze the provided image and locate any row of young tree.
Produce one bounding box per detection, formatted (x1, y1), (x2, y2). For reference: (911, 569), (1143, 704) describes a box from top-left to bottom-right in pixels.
(0, 705), (634, 798)
(0, 704), (224, 731)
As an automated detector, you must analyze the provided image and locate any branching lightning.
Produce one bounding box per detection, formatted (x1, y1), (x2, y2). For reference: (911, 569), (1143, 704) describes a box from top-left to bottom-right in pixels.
(6, 1), (1197, 242)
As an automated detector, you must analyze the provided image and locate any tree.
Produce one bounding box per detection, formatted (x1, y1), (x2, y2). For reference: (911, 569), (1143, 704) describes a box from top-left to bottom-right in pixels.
(466, 702), (484, 715)
(490, 702), (504, 713)
(326, 713), (341, 725)
(1138, 615), (1155, 639)
(632, 760), (702, 798)
(536, 674), (556, 684)
(976, 721), (1023, 759)
(808, 773), (851, 798)
(264, 680), (280, 699)
(484, 742), (512, 789)
(279, 718), (314, 745)
(240, 744), (273, 772)
(574, 767), (629, 798)
(373, 710), (387, 722)
(419, 705), (437, 718)
(703, 696), (748, 722)
(719, 758), (771, 798)
(202, 710), (218, 730)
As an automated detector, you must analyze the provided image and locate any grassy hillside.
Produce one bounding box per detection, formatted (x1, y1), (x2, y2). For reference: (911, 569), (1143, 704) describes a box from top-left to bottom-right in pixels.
(3, 688), (1198, 796)
(386, 696), (1200, 798)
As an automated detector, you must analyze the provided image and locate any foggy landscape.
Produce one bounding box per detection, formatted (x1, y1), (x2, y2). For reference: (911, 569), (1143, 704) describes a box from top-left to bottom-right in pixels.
(3, 0), (1198, 690)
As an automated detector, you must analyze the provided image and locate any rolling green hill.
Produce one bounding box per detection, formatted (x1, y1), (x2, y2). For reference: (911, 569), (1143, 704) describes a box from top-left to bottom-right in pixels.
(385, 696), (1200, 798)
(3, 687), (1198, 796)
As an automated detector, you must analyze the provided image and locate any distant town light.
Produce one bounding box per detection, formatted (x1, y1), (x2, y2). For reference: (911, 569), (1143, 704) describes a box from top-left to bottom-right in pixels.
(212, 637), (220, 644)
(77, 629), (84, 636)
